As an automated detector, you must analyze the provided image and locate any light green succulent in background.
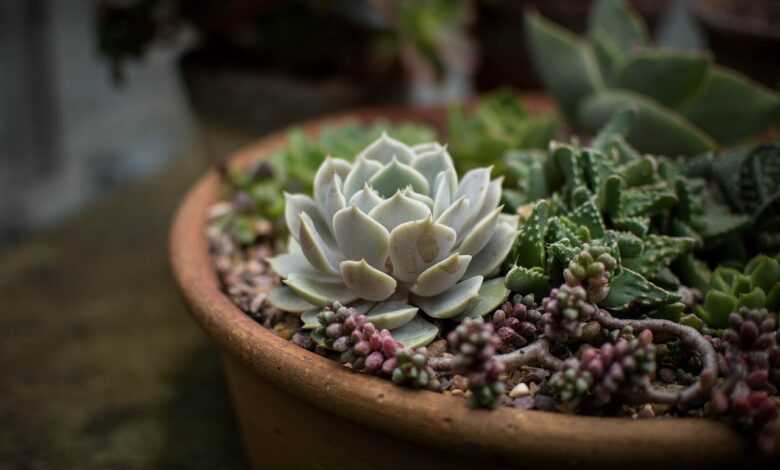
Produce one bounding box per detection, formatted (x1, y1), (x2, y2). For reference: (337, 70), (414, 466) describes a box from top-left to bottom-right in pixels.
(266, 133), (517, 345)
(525, 0), (780, 156)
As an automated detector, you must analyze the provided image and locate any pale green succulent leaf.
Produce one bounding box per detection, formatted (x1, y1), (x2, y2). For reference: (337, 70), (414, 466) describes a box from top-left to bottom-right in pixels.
(579, 90), (716, 156)
(464, 222), (517, 278)
(339, 259), (396, 302)
(369, 157), (430, 198)
(587, 0), (649, 56)
(616, 50), (710, 109)
(300, 310), (320, 329)
(436, 196), (470, 234)
(459, 206), (502, 255)
(267, 252), (342, 284)
(471, 177), (504, 228)
(411, 144), (456, 191)
(388, 217), (456, 283)
(313, 157), (351, 218)
(457, 277), (510, 320)
(413, 276), (483, 319)
(342, 157), (383, 200)
(365, 301), (419, 330)
(368, 190), (431, 233)
(266, 286), (316, 314)
(392, 316), (439, 348)
(454, 166), (492, 229)
(284, 193), (332, 243)
(284, 274), (358, 306)
(356, 132), (415, 165)
(349, 184), (384, 214)
(332, 206), (389, 268)
(680, 66), (780, 145)
(298, 212), (340, 275)
(404, 188), (434, 209)
(410, 254), (472, 297)
(319, 173), (346, 232)
(525, 10), (603, 121)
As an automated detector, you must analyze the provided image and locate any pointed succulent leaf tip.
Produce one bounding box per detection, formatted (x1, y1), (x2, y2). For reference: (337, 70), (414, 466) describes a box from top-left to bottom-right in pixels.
(319, 173), (346, 232)
(266, 286), (316, 314)
(368, 157), (430, 198)
(267, 252), (342, 283)
(459, 206), (502, 255)
(464, 222), (517, 278)
(368, 190), (431, 233)
(298, 212), (340, 275)
(349, 183), (383, 214)
(411, 143), (456, 190)
(392, 316), (440, 348)
(411, 254), (472, 297)
(332, 206), (389, 268)
(314, 157), (351, 214)
(454, 166), (492, 228)
(475, 177), (504, 221)
(342, 157), (383, 200)
(339, 259), (396, 302)
(458, 277), (510, 320)
(403, 187), (434, 208)
(436, 197), (470, 233)
(365, 301), (418, 330)
(284, 273), (358, 306)
(432, 171), (453, 219)
(357, 132), (415, 165)
(284, 193), (331, 243)
(389, 217), (457, 283)
(413, 276), (483, 318)
(434, 167), (458, 200)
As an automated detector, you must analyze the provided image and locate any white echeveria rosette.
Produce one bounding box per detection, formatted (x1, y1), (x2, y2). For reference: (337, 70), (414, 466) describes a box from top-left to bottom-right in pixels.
(266, 133), (517, 346)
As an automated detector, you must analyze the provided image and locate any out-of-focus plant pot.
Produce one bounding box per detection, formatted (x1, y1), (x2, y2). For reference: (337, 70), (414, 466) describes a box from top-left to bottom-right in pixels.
(695, 0), (780, 87)
(170, 100), (777, 470)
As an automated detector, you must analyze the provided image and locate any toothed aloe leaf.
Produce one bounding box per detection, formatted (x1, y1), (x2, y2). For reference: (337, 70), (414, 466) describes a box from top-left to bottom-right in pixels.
(606, 230), (642, 258)
(413, 276), (483, 319)
(284, 274), (358, 307)
(388, 217), (456, 283)
(392, 316), (439, 348)
(680, 66), (780, 145)
(619, 156), (656, 188)
(454, 167), (492, 228)
(690, 211), (750, 241)
(619, 184), (678, 217)
(436, 197), (470, 233)
(340, 260), (396, 302)
(464, 222), (517, 278)
(459, 207), (501, 256)
(597, 174), (624, 217)
(411, 144), (455, 190)
(622, 235), (696, 279)
(365, 301), (419, 330)
(600, 268), (680, 312)
(357, 132), (415, 165)
(579, 90), (716, 155)
(368, 190), (431, 233)
(267, 252), (342, 284)
(267, 286), (316, 314)
(457, 277), (510, 320)
(349, 184), (383, 214)
(525, 11), (603, 121)
(342, 158), (383, 200)
(369, 157), (430, 198)
(511, 200), (549, 269)
(332, 206), (389, 268)
(616, 51), (709, 109)
(299, 212), (340, 275)
(411, 254), (472, 297)
(612, 216), (649, 237)
(569, 199), (606, 239)
(505, 265), (551, 298)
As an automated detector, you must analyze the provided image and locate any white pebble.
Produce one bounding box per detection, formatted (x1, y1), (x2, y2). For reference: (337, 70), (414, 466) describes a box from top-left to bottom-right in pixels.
(509, 383), (530, 398)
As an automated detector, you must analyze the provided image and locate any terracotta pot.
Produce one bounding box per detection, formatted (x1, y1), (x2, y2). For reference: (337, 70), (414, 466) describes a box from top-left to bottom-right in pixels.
(170, 99), (777, 469)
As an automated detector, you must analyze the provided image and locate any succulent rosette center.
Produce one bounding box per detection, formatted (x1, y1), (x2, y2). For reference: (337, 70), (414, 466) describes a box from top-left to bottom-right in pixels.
(267, 133), (518, 344)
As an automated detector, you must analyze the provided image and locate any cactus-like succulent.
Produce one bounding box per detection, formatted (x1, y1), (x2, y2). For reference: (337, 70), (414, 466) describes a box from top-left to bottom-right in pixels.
(267, 133), (518, 343)
(448, 319), (506, 408)
(697, 255), (780, 328)
(526, 0), (780, 156)
(491, 294), (542, 353)
(551, 329), (656, 409)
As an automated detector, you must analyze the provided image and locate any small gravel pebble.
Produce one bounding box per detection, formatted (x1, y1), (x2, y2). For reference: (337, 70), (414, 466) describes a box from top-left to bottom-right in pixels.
(509, 383), (531, 398)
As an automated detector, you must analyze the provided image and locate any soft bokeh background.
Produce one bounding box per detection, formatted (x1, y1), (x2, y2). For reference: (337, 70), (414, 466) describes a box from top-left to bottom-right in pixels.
(1, 1), (778, 468)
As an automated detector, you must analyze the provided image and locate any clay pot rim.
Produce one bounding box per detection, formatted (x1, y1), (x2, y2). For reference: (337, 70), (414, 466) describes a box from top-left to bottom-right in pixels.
(169, 102), (771, 465)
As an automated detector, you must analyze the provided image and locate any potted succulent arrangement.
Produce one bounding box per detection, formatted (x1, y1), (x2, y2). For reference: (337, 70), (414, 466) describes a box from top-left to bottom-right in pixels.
(170, 1), (780, 468)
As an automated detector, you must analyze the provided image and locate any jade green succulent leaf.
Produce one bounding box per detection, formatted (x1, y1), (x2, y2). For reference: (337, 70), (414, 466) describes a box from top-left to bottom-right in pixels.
(392, 317), (440, 349)
(526, 0), (780, 155)
(504, 265), (550, 299)
(267, 134), (511, 343)
(456, 278), (510, 320)
(601, 268), (681, 313)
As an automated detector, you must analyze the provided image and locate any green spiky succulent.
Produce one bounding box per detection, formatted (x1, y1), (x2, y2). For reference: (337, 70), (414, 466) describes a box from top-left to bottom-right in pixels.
(266, 133), (518, 344)
(525, 0), (780, 156)
(696, 255), (780, 328)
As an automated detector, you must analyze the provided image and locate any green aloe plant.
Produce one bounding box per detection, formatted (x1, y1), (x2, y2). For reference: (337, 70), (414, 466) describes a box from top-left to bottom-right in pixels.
(696, 255), (780, 328)
(525, 0), (780, 156)
(266, 134), (517, 345)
